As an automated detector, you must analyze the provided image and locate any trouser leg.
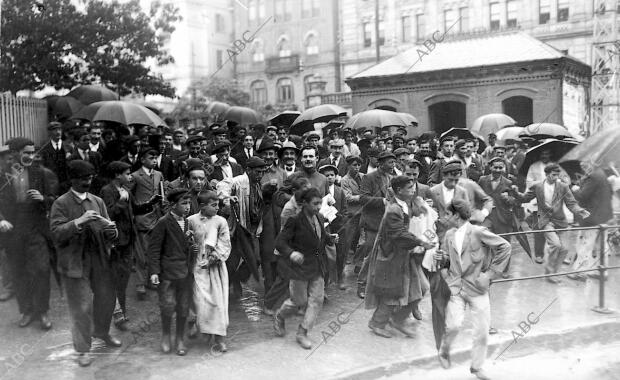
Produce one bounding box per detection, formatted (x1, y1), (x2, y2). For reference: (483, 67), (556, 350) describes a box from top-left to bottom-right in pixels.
(301, 277), (324, 331)
(370, 298), (393, 329)
(0, 248), (14, 294)
(133, 231), (149, 288)
(26, 233), (51, 316)
(533, 213), (545, 259)
(90, 257), (116, 337)
(468, 294), (491, 370)
(110, 245), (131, 315)
(264, 270), (289, 310)
(63, 276), (93, 353)
(440, 294), (466, 354)
(277, 279), (308, 320)
(573, 229), (598, 273)
(356, 229), (377, 286)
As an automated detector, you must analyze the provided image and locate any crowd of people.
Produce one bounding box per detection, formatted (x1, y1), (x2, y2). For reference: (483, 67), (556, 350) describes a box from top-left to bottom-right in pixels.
(0, 118), (617, 379)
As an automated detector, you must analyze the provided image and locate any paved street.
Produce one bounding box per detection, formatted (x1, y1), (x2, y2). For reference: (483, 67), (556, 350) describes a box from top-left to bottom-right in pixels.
(1, 235), (620, 380)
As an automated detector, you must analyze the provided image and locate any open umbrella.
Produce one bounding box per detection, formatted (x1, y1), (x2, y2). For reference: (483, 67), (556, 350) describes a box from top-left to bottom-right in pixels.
(290, 104), (348, 135)
(560, 126), (620, 169)
(71, 101), (165, 127)
(440, 127), (475, 141)
(520, 122), (572, 140)
(344, 109), (410, 131)
(396, 112), (419, 127)
(471, 113), (516, 139)
(51, 96), (84, 120)
(495, 126), (525, 141)
(223, 106), (261, 125)
(67, 85), (119, 105)
(269, 110), (301, 127)
(518, 138), (579, 176)
(206, 101), (231, 120)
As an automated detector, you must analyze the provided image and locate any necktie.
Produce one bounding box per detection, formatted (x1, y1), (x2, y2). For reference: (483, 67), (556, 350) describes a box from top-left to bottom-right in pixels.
(247, 149), (251, 158)
(332, 158), (337, 166)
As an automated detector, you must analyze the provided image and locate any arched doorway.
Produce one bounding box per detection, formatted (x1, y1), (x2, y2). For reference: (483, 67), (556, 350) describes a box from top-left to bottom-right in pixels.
(502, 96), (533, 126)
(429, 101), (466, 135)
(375, 105), (397, 111)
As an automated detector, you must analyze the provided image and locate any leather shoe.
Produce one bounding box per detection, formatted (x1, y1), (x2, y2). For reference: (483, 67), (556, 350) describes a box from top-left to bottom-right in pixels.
(77, 353), (92, 367)
(411, 305), (422, 321)
(188, 321), (199, 339)
(273, 312), (286, 337)
(357, 286), (365, 299)
(39, 313), (52, 330)
(93, 334), (122, 347)
(161, 334), (171, 353)
(471, 367), (491, 380)
(19, 314), (34, 328)
(368, 323), (392, 338)
(535, 257), (544, 264)
(295, 326), (313, 350)
(213, 335), (227, 353)
(176, 337), (187, 356)
(388, 320), (415, 338)
(438, 349), (451, 369)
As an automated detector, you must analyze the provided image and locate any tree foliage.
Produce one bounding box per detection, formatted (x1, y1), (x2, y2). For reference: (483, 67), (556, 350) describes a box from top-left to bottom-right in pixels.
(0, 0), (181, 97)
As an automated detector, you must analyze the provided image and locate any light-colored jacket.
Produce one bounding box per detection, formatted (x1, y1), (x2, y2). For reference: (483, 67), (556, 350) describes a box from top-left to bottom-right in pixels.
(217, 173), (263, 236)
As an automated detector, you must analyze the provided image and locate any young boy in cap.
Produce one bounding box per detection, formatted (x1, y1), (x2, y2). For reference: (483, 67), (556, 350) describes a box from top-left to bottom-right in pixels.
(319, 164), (348, 290)
(148, 188), (194, 355)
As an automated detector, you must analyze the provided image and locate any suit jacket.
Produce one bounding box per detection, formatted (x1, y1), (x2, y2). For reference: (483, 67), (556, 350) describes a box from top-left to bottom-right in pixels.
(210, 162), (244, 182)
(478, 175), (515, 233)
(39, 140), (69, 187)
(428, 157), (450, 186)
(155, 155), (176, 181)
(518, 181), (585, 228)
(366, 201), (424, 300)
(318, 155), (348, 176)
(573, 168), (613, 226)
(430, 183), (471, 240)
(231, 146), (254, 168)
(120, 154), (142, 173)
(341, 172), (364, 215)
(69, 150), (103, 173)
(147, 212), (192, 280)
(415, 154), (434, 185)
(458, 178), (494, 219)
(359, 169), (392, 231)
(275, 212), (328, 281)
(441, 223), (510, 296)
(100, 183), (153, 247)
(49, 191), (117, 278)
(130, 168), (164, 231)
(415, 182), (432, 200)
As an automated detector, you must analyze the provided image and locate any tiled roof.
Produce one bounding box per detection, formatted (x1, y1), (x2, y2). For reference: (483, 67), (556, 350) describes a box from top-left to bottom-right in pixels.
(350, 32), (571, 79)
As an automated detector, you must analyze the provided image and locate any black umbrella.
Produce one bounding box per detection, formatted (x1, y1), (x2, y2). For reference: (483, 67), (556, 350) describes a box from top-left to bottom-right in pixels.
(560, 126), (620, 169)
(269, 110), (301, 127)
(67, 84), (119, 105)
(518, 139), (579, 176)
(440, 127), (475, 141)
(227, 204), (260, 282)
(290, 104), (347, 135)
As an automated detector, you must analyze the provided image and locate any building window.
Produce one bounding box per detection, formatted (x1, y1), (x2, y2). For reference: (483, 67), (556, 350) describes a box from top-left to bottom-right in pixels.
(216, 50), (223, 68)
(363, 22), (372, 47)
(490, 2), (500, 31)
(215, 14), (225, 33)
(402, 16), (411, 42)
(302, 0), (320, 18)
(416, 14), (425, 41)
(251, 80), (267, 106)
(276, 0), (293, 21)
(378, 21), (385, 46)
(558, 0), (569, 21)
(459, 7), (469, 32)
(277, 78), (293, 103)
(304, 75), (314, 98)
(540, 0), (550, 24)
(277, 36), (291, 57)
(305, 34), (319, 55)
(251, 39), (264, 62)
(507, 0), (518, 27)
(444, 9), (456, 33)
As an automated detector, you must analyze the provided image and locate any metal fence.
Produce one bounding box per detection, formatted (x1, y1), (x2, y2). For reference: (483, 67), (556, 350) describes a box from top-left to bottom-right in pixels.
(0, 94), (48, 146)
(494, 224), (620, 314)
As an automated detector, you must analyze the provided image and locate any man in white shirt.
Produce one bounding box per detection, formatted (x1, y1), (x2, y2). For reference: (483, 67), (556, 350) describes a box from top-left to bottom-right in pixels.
(278, 141), (299, 177)
(88, 126), (103, 152)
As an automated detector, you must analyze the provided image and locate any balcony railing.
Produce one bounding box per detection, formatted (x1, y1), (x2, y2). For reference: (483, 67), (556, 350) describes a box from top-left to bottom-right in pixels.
(265, 54), (300, 75)
(320, 92), (352, 107)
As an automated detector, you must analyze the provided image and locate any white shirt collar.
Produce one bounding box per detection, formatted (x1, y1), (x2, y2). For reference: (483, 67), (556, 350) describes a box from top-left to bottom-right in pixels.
(454, 221), (470, 256)
(394, 197), (409, 215)
(71, 189), (88, 201)
(142, 167), (153, 176)
(89, 142), (99, 151)
(52, 140), (62, 149)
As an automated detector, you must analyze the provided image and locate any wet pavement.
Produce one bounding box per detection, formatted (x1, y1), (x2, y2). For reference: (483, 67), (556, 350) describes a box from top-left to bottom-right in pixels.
(1, 232), (620, 380)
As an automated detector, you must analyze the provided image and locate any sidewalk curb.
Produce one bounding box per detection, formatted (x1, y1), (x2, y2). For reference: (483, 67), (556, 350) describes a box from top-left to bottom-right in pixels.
(331, 320), (620, 380)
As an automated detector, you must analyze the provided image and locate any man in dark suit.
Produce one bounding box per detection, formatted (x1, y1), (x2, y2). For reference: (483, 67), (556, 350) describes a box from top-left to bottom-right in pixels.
(479, 158), (517, 237)
(273, 187), (336, 350)
(415, 138), (434, 185)
(356, 151), (396, 298)
(428, 136), (455, 187)
(119, 135), (143, 173)
(514, 164), (590, 282)
(155, 136), (176, 181)
(39, 121), (70, 191)
(49, 161), (121, 367)
(365, 176), (432, 338)
(209, 140), (244, 183)
(231, 134), (255, 169)
(130, 148), (165, 299)
(318, 139), (348, 177)
(69, 129), (105, 192)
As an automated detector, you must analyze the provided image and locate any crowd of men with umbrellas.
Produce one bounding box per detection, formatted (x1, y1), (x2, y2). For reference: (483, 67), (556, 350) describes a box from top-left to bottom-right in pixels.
(1, 85), (620, 378)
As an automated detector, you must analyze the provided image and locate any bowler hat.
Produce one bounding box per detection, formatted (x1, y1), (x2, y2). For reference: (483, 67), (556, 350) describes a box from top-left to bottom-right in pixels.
(278, 141), (300, 157)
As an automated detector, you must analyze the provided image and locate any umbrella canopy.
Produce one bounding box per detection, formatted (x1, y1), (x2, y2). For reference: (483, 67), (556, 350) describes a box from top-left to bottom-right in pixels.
(495, 126), (525, 142)
(560, 126), (620, 169)
(471, 113), (516, 139)
(440, 127), (475, 141)
(290, 104), (348, 135)
(344, 109), (411, 131)
(520, 122), (572, 140)
(396, 112), (419, 127)
(206, 101), (231, 120)
(269, 110), (301, 127)
(66, 85), (119, 105)
(51, 96), (84, 120)
(222, 106), (261, 125)
(71, 101), (165, 127)
(518, 138), (579, 176)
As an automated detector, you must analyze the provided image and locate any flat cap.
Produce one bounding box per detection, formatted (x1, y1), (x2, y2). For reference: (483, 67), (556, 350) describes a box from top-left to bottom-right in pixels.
(212, 126), (229, 135)
(493, 140), (507, 149)
(256, 138), (279, 153)
(68, 160), (95, 179)
(318, 164), (338, 174)
(377, 151), (396, 161)
(454, 139), (468, 150)
(185, 158), (205, 172)
(328, 138), (345, 147)
(442, 160), (463, 173)
(186, 135), (206, 145)
(106, 161), (131, 175)
(7, 137), (34, 152)
(47, 121), (63, 131)
(390, 175), (413, 190)
(488, 157), (506, 166)
(246, 156), (267, 168)
(393, 147), (410, 156)
(212, 140), (232, 154)
(345, 155), (363, 165)
(306, 131), (321, 140)
(167, 188), (191, 204)
(124, 135), (141, 145)
(266, 125), (278, 132)
(392, 134), (405, 142)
